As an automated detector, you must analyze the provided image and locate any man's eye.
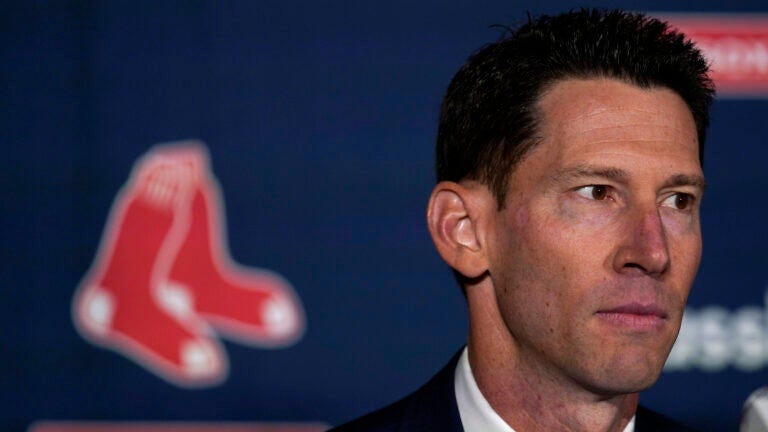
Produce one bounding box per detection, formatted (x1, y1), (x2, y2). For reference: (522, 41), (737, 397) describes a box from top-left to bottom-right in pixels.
(575, 185), (610, 201)
(661, 193), (694, 210)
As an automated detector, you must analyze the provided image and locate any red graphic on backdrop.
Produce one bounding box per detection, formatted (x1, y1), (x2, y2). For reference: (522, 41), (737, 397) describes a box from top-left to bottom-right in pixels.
(30, 421), (328, 432)
(72, 142), (304, 387)
(664, 14), (768, 97)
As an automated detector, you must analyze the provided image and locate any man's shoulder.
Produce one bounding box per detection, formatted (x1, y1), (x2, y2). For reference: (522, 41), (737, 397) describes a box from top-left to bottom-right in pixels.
(326, 350), (699, 432)
(327, 350), (464, 432)
(327, 394), (412, 432)
(636, 405), (701, 432)
(330, 403), (700, 432)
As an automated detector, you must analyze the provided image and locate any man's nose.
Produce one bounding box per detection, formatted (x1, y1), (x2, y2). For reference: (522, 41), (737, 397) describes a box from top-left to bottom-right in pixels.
(612, 205), (671, 277)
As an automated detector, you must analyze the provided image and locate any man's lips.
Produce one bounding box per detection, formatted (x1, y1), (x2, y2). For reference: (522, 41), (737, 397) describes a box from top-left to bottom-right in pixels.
(595, 303), (668, 330)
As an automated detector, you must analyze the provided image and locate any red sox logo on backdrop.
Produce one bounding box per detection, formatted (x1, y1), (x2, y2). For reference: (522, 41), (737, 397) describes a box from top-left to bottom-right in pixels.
(72, 141), (304, 387)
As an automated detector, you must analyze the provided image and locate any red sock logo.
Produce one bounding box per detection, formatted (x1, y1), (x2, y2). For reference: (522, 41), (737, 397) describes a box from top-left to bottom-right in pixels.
(72, 142), (305, 387)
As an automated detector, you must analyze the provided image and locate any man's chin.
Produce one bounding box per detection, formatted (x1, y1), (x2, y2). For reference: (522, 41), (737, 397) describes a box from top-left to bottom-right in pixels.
(588, 365), (664, 397)
(573, 351), (667, 397)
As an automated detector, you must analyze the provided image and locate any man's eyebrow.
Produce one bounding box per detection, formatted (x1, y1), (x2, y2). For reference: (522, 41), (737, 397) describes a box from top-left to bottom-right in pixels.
(550, 165), (707, 191)
(662, 173), (707, 191)
(550, 165), (629, 183)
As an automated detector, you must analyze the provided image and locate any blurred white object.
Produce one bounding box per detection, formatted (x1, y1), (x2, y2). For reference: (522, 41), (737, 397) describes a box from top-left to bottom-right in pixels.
(742, 387), (768, 432)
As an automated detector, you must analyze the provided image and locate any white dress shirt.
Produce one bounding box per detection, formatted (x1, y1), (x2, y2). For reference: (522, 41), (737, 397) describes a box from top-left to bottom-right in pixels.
(454, 348), (636, 432)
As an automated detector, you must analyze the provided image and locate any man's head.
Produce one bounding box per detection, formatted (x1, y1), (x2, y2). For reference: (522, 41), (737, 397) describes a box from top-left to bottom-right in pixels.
(427, 9), (714, 400)
(435, 8), (714, 206)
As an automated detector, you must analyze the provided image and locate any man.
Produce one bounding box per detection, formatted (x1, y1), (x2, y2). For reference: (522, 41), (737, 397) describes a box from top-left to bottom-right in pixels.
(332, 9), (713, 432)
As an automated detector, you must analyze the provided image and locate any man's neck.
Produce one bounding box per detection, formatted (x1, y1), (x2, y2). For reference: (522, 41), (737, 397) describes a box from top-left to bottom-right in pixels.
(466, 282), (638, 432)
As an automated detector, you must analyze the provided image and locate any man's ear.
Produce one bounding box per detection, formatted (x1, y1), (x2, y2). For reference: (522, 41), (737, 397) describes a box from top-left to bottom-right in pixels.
(427, 181), (490, 279)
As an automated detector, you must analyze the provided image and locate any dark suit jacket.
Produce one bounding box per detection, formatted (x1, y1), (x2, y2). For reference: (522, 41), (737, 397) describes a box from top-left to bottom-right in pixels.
(329, 350), (699, 432)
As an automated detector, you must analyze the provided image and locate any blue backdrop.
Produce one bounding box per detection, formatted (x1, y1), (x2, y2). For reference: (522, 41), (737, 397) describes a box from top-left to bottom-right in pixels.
(3, 1), (767, 431)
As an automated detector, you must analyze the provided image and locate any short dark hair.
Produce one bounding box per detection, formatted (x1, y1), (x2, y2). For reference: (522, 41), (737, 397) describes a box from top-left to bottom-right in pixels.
(435, 8), (715, 206)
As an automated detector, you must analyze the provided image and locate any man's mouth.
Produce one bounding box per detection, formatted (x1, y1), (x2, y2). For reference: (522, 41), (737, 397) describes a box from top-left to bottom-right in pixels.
(595, 303), (667, 330)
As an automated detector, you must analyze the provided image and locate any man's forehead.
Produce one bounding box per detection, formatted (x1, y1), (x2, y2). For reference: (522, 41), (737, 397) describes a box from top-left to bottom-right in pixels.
(533, 78), (700, 158)
(538, 78), (696, 132)
(559, 108), (698, 146)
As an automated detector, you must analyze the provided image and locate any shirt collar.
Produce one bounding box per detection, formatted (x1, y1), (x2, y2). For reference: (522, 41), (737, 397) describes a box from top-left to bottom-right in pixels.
(453, 347), (636, 432)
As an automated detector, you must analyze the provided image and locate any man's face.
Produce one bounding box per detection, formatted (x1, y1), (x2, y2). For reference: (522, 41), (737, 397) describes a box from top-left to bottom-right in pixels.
(484, 78), (704, 395)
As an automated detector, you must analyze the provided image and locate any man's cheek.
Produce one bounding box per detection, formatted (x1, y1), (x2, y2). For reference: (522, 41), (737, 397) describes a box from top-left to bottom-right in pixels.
(528, 205), (621, 262)
(556, 197), (625, 230)
(660, 208), (702, 238)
